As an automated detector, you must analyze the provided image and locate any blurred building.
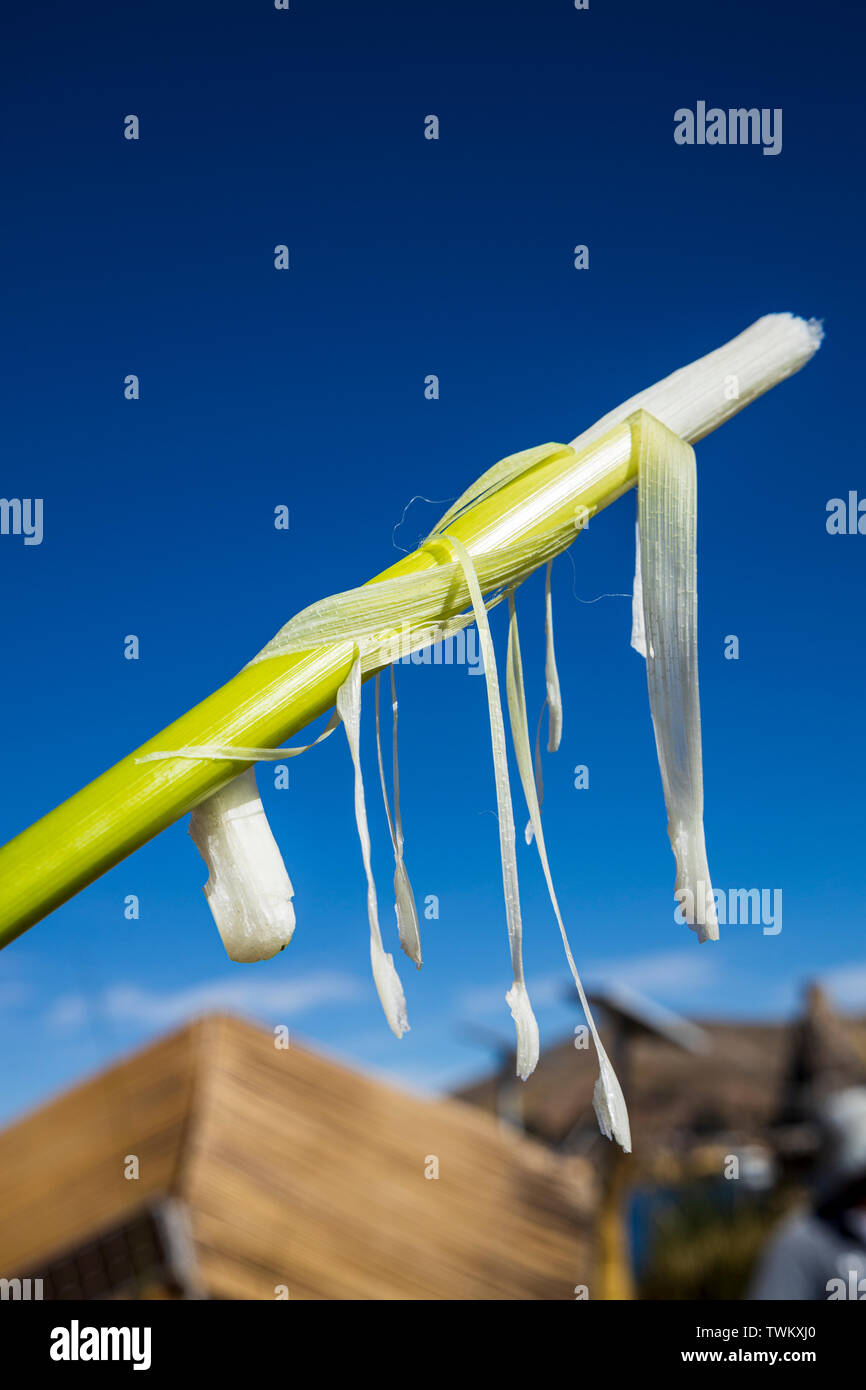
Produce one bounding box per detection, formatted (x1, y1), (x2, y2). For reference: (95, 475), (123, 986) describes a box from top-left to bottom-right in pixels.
(0, 1013), (594, 1301)
(456, 983), (866, 1298)
(770, 983), (866, 1179)
(456, 985), (866, 1177)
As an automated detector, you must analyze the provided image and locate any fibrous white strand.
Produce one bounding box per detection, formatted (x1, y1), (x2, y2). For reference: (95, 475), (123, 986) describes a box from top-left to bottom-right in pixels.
(445, 534), (539, 1080)
(338, 654), (410, 1038)
(375, 669), (422, 967)
(506, 591), (631, 1152)
(630, 413), (718, 942)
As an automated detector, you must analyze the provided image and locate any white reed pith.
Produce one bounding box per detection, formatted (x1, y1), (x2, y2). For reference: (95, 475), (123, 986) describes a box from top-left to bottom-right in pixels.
(569, 313), (822, 452)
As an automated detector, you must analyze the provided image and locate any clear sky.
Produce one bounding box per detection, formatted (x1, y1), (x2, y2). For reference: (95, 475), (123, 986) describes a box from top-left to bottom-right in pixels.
(1, 0), (863, 1126)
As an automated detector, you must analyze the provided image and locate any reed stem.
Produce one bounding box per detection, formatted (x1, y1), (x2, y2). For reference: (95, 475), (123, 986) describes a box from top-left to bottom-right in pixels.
(0, 314), (820, 949)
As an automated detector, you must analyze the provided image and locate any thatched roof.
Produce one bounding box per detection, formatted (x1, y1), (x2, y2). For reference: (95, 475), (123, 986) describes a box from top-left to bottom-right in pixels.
(0, 1014), (594, 1300)
(773, 984), (866, 1127)
(457, 1002), (866, 1160)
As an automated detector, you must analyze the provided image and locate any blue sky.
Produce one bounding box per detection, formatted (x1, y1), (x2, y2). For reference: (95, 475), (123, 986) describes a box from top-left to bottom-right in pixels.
(1, 0), (863, 1125)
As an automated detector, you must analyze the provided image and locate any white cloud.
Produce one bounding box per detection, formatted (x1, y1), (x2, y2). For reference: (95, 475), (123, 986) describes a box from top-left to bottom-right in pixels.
(45, 970), (365, 1032)
(820, 962), (866, 1011)
(45, 994), (89, 1029)
(583, 948), (719, 998)
(458, 950), (718, 1018)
